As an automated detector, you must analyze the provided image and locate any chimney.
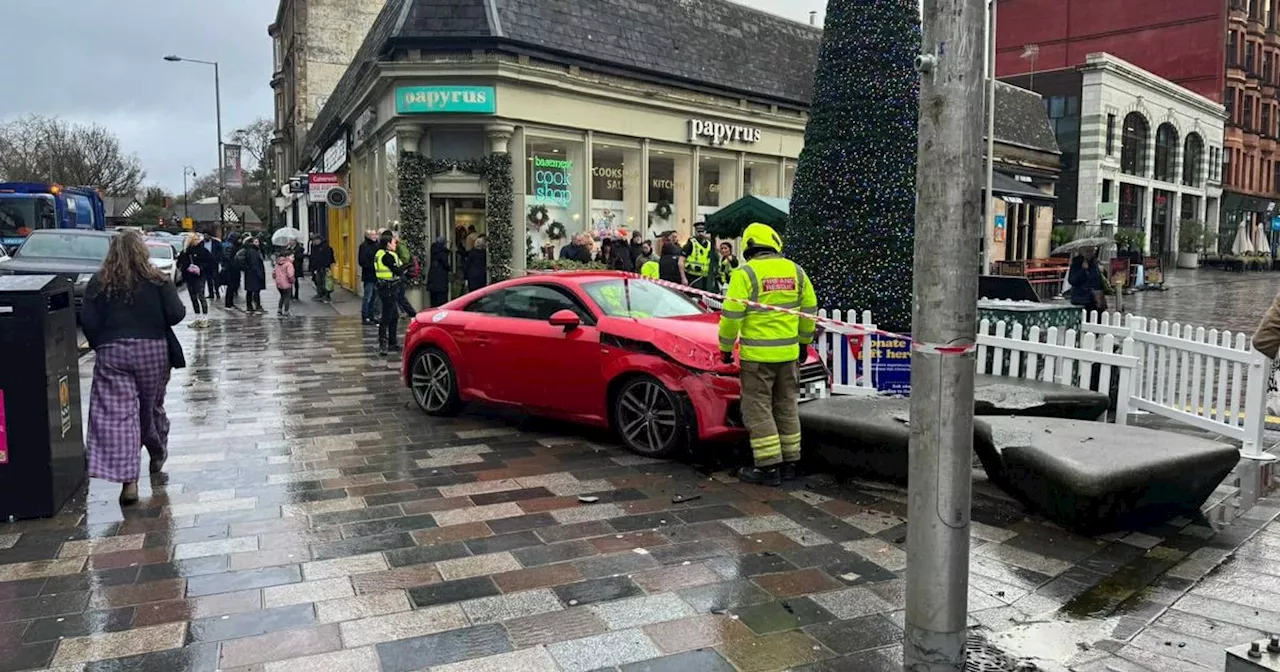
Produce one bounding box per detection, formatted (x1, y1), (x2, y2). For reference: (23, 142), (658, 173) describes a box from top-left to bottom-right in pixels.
(809, 11), (817, 25)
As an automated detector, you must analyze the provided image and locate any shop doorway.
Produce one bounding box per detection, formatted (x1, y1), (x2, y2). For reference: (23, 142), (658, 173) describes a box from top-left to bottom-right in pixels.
(430, 196), (487, 300)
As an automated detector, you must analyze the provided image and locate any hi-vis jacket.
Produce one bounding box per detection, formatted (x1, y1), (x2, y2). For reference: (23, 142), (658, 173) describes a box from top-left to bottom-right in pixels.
(717, 252), (818, 363)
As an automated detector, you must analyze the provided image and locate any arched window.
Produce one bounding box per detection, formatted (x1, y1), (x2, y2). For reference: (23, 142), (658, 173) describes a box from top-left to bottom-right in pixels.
(1121, 112), (1150, 176)
(1182, 133), (1204, 187)
(1154, 122), (1179, 182)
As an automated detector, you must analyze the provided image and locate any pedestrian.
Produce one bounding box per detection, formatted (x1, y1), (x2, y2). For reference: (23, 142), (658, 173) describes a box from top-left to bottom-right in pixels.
(201, 234), (222, 300)
(238, 236), (266, 313)
(308, 234), (335, 301)
(465, 235), (488, 293)
(80, 231), (185, 505)
(358, 229), (380, 325)
(609, 236), (634, 272)
(718, 222), (817, 486)
(176, 233), (213, 327)
(1067, 246), (1105, 315)
(658, 239), (688, 285)
(634, 240), (658, 272)
(220, 232), (242, 310)
(716, 241), (740, 289)
(427, 236), (452, 307)
(682, 222), (714, 290)
(374, 231), (404, 356)
(273, 251), (296, 317)
(595, 238), (614, 266)
(559, 233), (593, 264)
(291, 240), (306, 300)
(628, 231), (646, 269)
(464, 224), (479, 253)
(393, 232), (417, 317)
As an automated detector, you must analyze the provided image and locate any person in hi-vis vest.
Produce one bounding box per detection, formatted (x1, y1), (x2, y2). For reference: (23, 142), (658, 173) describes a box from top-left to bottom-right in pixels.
(717, 222), (817, 486)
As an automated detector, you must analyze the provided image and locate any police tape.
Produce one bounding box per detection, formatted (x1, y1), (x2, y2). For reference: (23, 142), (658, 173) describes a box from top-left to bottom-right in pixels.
(512, 267), (977, 358)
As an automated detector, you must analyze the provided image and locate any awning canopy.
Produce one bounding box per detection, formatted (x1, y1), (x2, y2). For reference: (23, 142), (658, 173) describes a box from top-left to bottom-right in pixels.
(705, 195), (790, 238)
(991, 171), (1055, 206)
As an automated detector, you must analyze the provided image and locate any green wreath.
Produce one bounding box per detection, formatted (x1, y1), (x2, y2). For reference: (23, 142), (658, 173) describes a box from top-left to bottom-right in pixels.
(527, 205), (550, 229)
(545, 221), (567, 241)
(652, 200), (673, 219)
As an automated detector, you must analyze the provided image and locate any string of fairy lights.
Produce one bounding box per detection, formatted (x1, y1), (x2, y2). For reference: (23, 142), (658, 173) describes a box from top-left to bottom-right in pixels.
(787, 0), (921, 333)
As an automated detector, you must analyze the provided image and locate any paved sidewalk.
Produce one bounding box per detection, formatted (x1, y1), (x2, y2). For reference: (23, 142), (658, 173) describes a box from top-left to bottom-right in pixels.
(2, 314), (1275, 671)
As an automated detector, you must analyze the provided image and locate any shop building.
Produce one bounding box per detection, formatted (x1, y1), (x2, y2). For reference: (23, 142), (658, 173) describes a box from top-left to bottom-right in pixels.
(1003, 54), (1226, 258)
(298, 0), (820, 295)
(986, 81), (1062, 264)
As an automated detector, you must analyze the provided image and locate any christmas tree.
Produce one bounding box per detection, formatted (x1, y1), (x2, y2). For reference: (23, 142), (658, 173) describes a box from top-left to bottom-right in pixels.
(787, 0), (920, 332)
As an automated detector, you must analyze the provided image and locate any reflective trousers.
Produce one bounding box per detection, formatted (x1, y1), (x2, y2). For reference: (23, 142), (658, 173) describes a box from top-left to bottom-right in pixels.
(739, 360), (801, 467)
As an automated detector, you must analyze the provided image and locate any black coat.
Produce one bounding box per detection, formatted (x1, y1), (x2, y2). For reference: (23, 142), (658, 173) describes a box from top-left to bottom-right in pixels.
(219, 243), (241, 286)
(177, 246), (215, 284)
(238, 246), (267, 291)
(358, 239), (379, 282)
(559, 243), (592, 264)
(610, 244), (633, 272)
(310, 242), (335, 271)
(1068, 256), (1102, 306)
(464, 249), (487, 293)
(427, 240), (452, 292)
(292, 245), (306, 276)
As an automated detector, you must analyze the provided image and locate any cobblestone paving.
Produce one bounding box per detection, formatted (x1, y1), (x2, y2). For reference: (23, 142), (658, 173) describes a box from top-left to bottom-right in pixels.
(0, 310), (1275, 671)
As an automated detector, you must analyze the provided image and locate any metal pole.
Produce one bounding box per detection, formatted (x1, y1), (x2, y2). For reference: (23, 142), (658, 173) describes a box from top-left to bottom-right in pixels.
(214, 61), (226, 238)
(983, 0), (997, 273)
(905, 0), (986, 669)
(182, 167), (190, 221)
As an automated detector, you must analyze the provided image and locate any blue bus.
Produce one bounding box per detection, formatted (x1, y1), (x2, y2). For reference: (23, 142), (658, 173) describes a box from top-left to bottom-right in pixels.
(0, 183), (107, 252)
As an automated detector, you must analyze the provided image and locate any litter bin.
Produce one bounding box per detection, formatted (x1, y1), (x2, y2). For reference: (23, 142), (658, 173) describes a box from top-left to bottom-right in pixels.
(0, 275), (85, 520)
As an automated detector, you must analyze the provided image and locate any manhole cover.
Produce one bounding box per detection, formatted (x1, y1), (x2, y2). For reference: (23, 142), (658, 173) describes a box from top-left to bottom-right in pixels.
(966, 634), (1026, 672)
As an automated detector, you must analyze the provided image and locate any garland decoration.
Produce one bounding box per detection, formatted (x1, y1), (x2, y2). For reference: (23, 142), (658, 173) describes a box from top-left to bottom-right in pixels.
(527, 204), (550, 229)
(545, 221), (568, 241)
(399, 152), (514, 284)
(652, 200), (673, 220)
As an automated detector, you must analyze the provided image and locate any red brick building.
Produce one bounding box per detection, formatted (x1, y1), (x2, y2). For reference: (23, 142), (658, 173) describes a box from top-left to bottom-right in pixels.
(996, 0), (1279, 245)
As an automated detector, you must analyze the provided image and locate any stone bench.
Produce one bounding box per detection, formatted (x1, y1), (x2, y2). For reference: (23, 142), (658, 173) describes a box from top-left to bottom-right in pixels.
(975, 416), (1240, 533)
(974, 374), (1110, 421)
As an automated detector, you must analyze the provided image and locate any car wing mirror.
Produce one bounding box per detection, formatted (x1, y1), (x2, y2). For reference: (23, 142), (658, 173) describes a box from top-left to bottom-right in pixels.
(549, 309), (581, 332)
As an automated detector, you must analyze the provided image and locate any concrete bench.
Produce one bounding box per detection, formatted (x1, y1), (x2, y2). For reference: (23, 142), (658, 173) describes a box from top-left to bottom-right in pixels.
(976, 416), (1240, 533)
(974, 374), (1110, 421)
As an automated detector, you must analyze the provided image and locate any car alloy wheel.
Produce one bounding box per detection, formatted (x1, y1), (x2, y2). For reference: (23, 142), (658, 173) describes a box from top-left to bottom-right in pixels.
(616, 378), (680, 457)
(411, 349), (458, 415)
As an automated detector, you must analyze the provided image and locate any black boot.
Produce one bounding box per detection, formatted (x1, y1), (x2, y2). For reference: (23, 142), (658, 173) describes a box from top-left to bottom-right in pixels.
(780, 462), (801, 481)
(738, 466), (781, 487)
(378, 338), (388, 356)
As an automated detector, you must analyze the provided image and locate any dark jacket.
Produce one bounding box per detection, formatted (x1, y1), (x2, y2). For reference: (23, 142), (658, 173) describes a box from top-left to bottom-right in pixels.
(559, 243), (592, 264)
(464, 248), (488, 292)
(610, 243), (633, 272)
(200, 238), (222, 272)
(292, 245), (306, 277)
(358, 239), (379, 282)
(238, 246), (267, 291)
(219, 240), (241, 286)
(1068, 256), (1102, 306)
(81, 276), (185, 349)
(309, 241), (335, 271)
(427, 239), (452, 292)
(629, 240), (645, 267)
(177, 245), (215, 284)
(658, 242), (684, 284)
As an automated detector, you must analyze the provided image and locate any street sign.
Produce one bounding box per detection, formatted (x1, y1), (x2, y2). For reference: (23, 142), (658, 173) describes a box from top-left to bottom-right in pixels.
(289, 176), (308, 194)
(182, 217), (194, 231)
(308, 173), (340, 203)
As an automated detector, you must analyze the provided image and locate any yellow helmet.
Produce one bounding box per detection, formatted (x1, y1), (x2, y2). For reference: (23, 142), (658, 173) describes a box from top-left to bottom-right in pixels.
(742, 222), (783, 253)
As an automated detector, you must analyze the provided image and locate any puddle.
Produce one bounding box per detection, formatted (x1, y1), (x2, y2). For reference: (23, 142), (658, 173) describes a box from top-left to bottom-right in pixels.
(984, 618), (1118, 671)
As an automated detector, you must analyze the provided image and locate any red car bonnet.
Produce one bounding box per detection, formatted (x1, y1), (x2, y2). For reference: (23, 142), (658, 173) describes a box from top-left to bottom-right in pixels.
(625, 312), (731, 372)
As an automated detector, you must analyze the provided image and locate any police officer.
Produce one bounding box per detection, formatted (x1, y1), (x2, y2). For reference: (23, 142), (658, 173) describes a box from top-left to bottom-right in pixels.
(373, 231), (404, 356)
(718, 223), (818, 486)
(683, 222), (714, 290)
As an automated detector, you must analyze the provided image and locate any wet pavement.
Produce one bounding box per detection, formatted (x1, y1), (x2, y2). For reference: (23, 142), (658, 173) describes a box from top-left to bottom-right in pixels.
(1121, 267), (1279, 334)
(1, 282), (1278, 671)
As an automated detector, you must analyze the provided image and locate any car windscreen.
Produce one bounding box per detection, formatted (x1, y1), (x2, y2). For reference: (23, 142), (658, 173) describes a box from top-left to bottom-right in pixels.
(582, 279), (705, 319)
(148, 245), (173, 260)
(16, 233), (110, 261)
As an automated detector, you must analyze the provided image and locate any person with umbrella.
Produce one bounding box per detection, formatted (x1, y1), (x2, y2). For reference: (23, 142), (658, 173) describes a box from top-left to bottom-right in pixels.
(1067, 245), (1105, 314)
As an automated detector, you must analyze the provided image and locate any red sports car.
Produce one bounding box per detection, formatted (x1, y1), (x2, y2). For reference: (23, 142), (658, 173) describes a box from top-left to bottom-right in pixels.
(401, 271), (827, 457)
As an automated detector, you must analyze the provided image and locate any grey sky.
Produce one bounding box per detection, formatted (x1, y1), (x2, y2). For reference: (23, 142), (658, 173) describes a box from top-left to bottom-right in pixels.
(0, 0), (826, 196)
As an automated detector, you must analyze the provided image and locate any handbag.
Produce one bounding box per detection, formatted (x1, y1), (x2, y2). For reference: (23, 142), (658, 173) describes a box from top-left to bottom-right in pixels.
(165, 326), (186, 369)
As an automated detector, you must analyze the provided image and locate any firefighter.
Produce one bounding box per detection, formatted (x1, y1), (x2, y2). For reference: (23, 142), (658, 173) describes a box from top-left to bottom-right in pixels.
(718, 222), (817, 486)
(683, 222), (714, 290)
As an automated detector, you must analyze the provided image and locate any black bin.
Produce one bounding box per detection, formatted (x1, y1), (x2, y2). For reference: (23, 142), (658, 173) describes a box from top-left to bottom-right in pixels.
(0, 275), (85, 520)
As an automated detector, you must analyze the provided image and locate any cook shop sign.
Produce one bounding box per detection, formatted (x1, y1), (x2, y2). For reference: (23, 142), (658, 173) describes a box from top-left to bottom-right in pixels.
(688, 119), (762, 146)
(533, 156), (573, 208)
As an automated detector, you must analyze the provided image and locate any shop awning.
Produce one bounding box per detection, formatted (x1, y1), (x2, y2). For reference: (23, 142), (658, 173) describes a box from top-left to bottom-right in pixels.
(1223, 192), (1279, 214)
(705, 195), (790, 238)
(991, 171), (1056, 206)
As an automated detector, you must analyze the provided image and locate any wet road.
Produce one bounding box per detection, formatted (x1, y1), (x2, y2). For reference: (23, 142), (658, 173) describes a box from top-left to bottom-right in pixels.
(1122, 267), (1280, 334)
(0, 295), (1277, 671)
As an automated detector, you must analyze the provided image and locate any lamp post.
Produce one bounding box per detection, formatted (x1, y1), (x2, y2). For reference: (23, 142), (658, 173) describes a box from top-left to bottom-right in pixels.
(164, 55), (223, 236)
(181, 165), (195, 222)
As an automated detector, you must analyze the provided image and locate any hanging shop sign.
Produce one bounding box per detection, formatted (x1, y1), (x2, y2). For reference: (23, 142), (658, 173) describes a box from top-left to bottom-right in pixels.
(533, 156), (574, 208)
(687, 119), (761, 146)
(308, 173), (341, 203)
(396, 86), (496, 114)
(352, 107), (377, 149)
(322, 133), (348, 173)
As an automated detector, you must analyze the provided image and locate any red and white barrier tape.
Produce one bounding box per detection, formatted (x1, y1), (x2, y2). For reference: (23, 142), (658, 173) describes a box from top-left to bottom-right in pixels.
(516, 267), (976, 358)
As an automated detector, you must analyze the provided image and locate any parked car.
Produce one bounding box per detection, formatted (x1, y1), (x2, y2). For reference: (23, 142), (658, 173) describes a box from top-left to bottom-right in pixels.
(0, 229), (116, 311)
(146, 241), (179, 285)
(400, 271), (826, 457)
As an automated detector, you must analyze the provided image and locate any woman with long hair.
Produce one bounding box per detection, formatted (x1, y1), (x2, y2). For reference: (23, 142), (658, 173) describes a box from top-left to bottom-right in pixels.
(80, 231), (185, 505)
(176, 233), (214, 327)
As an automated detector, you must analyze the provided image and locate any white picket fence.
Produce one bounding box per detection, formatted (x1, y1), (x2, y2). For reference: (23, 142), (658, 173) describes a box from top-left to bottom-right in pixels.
(1082, 311), (1271, 458)
(814, 307), (1269, 448)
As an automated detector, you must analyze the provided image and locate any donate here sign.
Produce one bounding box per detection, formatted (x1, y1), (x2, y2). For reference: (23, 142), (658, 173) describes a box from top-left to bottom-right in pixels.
(534, 156), (573, 208)
(396, 86), (497, 114)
